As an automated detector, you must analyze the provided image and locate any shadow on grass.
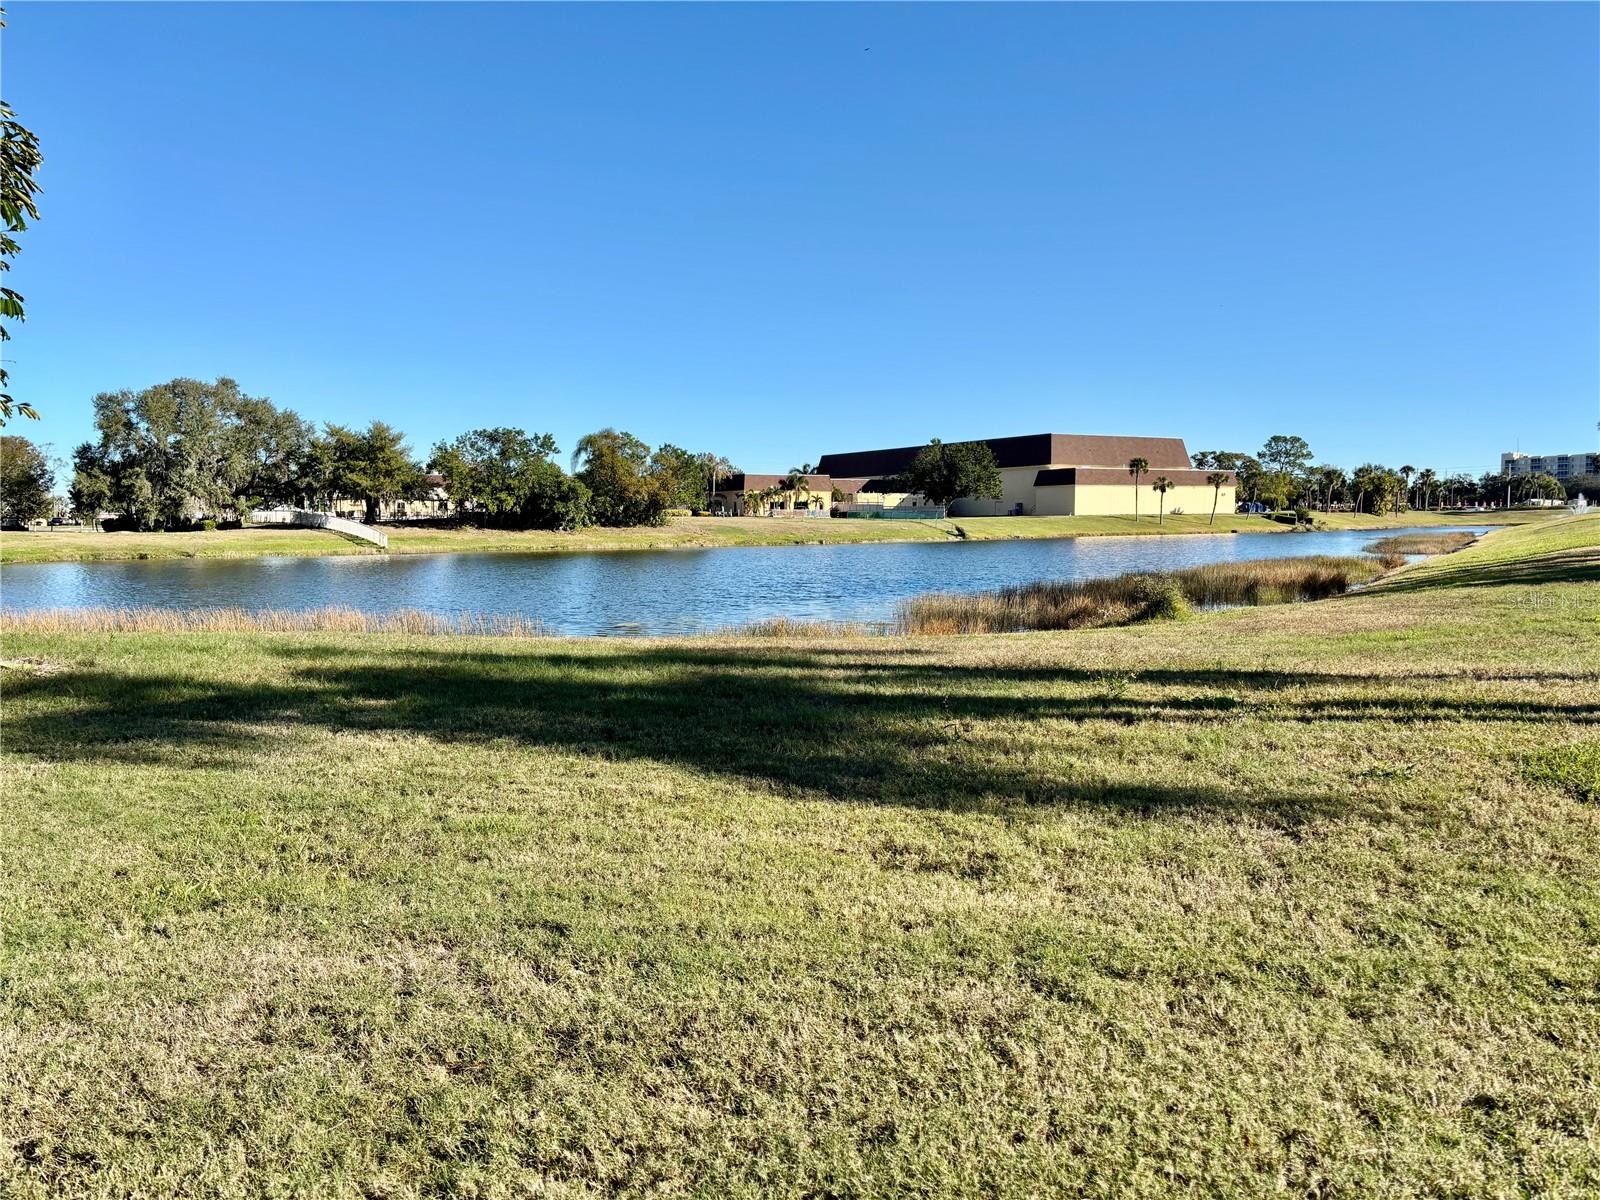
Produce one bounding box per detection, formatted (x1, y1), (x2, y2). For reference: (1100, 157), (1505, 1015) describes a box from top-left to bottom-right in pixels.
(1374, 547), (1600, 594)
(6, 641), (1597, 824)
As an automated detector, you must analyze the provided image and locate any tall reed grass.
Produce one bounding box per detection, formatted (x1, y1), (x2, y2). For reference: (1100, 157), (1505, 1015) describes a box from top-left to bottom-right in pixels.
(0, 607), (554, 638)
(1364, 532), (1477, 556)
(728, 617), (873, 638)
(897, 554), (1402, 635)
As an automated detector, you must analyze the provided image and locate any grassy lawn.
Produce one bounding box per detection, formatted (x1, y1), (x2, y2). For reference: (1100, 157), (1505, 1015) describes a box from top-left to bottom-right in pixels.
(1, 508), (1556, 565)
(1, 516), (1596, 1196)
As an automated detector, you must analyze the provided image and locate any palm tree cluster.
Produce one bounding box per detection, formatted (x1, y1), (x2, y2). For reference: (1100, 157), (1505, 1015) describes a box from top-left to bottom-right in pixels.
(740, 468), (815, 515)
(1185, 435), (1564, 516)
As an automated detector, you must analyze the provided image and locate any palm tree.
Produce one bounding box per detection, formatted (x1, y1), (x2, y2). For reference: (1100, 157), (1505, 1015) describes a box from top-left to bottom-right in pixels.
(1128, 457), (1148, 520)
(1317, 465), (1346, 513)
(701, 453), (735, 511)
(1151, 476), (1173, 526)
(1205, 471), (1229, 525)
(1415, 468), (1437, 511)
(1399, 465), (1415, 511)
(784, 468), (810, 511)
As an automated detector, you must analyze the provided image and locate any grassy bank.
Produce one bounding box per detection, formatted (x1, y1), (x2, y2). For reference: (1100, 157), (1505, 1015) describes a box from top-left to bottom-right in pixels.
(1, 507), (1553, 565)
(2, 515), (1596, 1196)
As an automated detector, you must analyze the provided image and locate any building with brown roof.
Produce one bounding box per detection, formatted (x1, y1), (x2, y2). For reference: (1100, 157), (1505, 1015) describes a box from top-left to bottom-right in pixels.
(815, 433), (1234, 517)
(710, 473), (833, 516)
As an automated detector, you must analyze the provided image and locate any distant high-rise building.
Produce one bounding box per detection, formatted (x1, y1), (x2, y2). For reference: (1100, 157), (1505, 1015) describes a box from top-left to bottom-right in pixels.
(1501, 450), (1599, 480)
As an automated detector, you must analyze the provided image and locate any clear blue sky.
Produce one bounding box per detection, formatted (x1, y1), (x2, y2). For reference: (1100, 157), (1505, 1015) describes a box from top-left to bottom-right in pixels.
(7, 2), (1597, 481)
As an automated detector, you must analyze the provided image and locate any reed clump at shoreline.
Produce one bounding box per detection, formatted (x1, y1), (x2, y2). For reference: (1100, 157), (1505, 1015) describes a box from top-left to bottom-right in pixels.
(0, 606), (555, 638)
(896, 554), (1403, 635)
(1364, 532), (1477, 556)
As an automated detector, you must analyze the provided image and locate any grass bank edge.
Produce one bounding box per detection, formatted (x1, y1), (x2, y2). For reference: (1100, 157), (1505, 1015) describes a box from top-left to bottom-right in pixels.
(0, 508), (1555, 564)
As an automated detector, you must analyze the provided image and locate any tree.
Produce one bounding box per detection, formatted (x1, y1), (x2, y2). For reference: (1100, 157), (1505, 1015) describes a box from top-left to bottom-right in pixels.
(1350, 464), (1379, 514)
(1230, 455), (1265, 506)
(74, 378), (252, 529)
(1519, 472), (1565, 503)
(1206, 471), (1229, 525)
(1414, 468), (1438, 511)
(904, 439), (1003, 514)
(648, 443), (711, 511)
(222, 394), (314, 512)
(325, 420), (420, 524)
(427, 427), (561, 526)
(572, 428), (668, 527)
(1127, 457), (1148, 521)
(700, 453), (737, 511)
(1151, 476), (1173, 526)
(0, 433), (50, 523)
(1477, 471), (1511, 509)
(1313, 464), (1346, 513)
(781, 467), (812, 511)
(1444, 473), (1476, 507)
(1351, 465), (1402, 516)
(1259, 435), (1313, 478)
(1564, 473), (1600, 504)
(1399, 465), (1415, 510)
(1256, 471), (1293, 514)
(0, 7), (43, 427)
(68, 444), (111, 528)
(518, 464), (591, 530)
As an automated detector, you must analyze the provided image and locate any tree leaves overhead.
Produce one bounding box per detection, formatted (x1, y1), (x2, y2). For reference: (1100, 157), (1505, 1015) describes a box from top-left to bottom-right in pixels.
(0, 6), (43, 425)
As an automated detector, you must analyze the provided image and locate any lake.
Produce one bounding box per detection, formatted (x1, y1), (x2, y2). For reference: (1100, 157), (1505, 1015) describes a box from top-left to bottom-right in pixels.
(1, 527), (1485, 636)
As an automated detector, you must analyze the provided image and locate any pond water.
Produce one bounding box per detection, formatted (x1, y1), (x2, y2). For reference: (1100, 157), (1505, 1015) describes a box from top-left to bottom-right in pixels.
(1, 527), (1486, 636)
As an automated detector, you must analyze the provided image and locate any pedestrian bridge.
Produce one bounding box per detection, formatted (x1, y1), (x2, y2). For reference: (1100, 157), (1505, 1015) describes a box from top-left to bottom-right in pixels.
(249, 508), (388, 549)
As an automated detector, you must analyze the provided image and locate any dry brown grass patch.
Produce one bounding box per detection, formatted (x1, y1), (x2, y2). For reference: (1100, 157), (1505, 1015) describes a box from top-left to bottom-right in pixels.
(0, 606), (554, 638)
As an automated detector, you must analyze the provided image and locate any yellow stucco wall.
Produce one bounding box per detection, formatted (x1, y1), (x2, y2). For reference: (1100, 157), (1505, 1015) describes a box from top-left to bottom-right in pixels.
(851, 491), (925, 510)
(947, 467), (1042, 517)
(1065, 482), (1235, 518)
(1033, 486), (1075, 517)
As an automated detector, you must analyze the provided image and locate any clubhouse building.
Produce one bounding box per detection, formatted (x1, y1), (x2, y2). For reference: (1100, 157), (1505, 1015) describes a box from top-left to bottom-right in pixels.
(801, 433), (1234, 518)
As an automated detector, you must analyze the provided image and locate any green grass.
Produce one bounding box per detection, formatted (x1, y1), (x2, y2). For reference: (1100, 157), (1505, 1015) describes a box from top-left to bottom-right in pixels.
(2, 515), (1597, 1197)
(1, 507), (1555, 564)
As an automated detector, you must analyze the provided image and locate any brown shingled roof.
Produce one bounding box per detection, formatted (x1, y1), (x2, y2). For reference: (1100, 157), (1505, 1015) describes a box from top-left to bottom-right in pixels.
(815, 433), (1191, 478)
(717, 473), (832, 492)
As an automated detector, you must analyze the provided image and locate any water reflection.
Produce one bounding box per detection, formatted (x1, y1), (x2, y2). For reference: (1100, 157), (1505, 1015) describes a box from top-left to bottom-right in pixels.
(1, 527), (1486, 636)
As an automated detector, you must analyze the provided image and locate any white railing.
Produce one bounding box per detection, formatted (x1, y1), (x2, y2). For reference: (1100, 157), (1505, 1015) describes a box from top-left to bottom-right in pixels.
(249, 508), (388, 549)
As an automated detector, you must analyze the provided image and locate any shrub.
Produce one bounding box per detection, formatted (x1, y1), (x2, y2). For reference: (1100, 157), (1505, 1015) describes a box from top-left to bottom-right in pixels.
(198, 519), (217, 531)
(1129, 574), (1190, 622)
(518, 469), (592, 531)
(663, 507), (693, 518)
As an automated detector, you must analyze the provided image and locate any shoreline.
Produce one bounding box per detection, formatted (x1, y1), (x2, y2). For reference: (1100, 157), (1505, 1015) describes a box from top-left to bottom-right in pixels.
(0, 510), (1544, 567)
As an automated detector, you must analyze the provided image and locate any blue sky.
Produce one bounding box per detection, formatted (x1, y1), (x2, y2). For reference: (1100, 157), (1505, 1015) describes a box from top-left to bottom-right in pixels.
(6, 2), (1597, 481)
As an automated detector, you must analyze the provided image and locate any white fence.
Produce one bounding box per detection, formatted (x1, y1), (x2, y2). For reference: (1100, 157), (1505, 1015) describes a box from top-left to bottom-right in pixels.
(249, 508), (388, 549)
